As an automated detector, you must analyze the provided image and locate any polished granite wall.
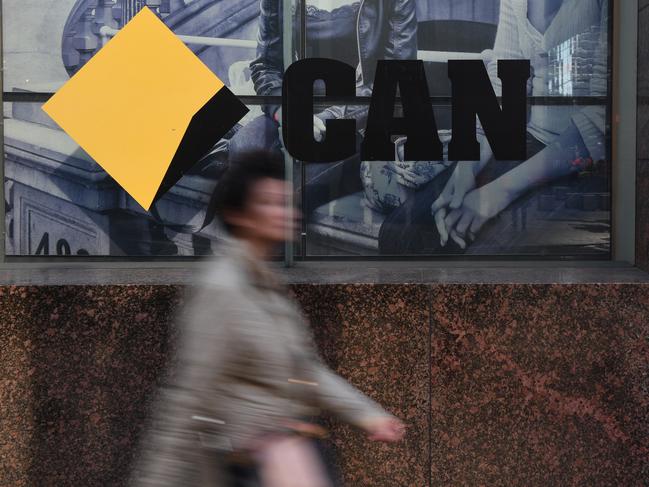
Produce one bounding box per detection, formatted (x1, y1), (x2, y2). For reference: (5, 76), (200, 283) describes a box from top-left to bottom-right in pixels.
(1, 282), (648, 487)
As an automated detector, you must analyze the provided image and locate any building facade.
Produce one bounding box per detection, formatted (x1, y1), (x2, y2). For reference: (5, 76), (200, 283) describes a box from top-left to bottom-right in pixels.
(1, 1), (648, 486)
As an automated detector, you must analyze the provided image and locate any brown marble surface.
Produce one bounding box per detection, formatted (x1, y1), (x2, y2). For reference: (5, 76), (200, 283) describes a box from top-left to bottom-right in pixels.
(1, 283), (648, 486)
(637, 159), (649, 271)
(430, 285), (649, 487)
(0, 286), (181, 487)
(637, 0), (649, 271)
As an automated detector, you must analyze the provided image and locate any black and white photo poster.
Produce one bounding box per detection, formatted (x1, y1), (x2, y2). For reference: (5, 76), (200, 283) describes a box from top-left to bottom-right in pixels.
(3, 0), (611, 257)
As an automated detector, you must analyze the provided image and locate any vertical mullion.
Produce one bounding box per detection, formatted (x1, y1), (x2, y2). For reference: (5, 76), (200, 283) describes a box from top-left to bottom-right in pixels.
(282, 0), (295, 266)
(0, 0), (6, 264)
(299, 0), (307, 260)
(299, 0), (306, 57)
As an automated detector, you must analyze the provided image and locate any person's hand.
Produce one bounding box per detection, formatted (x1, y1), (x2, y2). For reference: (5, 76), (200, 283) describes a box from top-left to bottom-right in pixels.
(392, 137), (444, 190)
(431, 161), (481, 247)
(388, 160), (434, 190)
(273, 107), (327, 145)
(439, 181), (515, 249)
(313, 113), (327, 142)
(274, 108), (326, 145)
(360, 416), (406, 443)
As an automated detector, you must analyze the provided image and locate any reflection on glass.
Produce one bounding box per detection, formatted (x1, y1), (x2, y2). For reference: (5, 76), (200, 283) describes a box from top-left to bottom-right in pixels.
(489, 0), (609, 99)
(3, 0), (261, 94)
(547, 25), (604, 96)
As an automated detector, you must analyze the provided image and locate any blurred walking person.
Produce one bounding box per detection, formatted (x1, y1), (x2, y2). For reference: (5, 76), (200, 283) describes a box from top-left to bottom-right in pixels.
(130, 149), (405, 487)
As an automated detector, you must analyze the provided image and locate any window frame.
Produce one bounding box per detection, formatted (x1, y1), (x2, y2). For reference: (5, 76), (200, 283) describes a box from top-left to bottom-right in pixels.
(0, 0), (635, 265)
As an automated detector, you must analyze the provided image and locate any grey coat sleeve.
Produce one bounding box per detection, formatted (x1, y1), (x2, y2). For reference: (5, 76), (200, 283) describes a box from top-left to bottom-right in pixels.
(227, 297), (389, 429)
(290, 308), (394, 427)
(306, 356), (394, 427)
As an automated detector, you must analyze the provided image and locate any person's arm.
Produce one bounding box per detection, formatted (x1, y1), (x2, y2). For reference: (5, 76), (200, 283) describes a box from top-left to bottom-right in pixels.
(431, 144), (494, 247)
(298, 349), (405, 441)
(478, 125), (587, 208)
(480, 0), (526, 159)
(486, 0), (527, 95)
(438, 122), (593, 247)
(249, 0), (284, 117)
(306, 355), (392, 426)
(287, 305), (401, 433)
(431, 0), (526, 241)
(383, 0), (418, 61)
(249, 0), (329, 141)
(478, 0), (609, 202)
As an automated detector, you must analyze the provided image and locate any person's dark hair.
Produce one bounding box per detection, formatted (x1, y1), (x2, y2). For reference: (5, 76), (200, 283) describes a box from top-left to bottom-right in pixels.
(205, 149), (285, 233)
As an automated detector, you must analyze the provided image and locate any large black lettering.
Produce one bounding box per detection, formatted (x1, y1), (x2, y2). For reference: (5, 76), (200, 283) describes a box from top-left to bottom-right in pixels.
(361, 60), (442, 161)
(448, 60), (530, 161)
(282, 58), (356, 162)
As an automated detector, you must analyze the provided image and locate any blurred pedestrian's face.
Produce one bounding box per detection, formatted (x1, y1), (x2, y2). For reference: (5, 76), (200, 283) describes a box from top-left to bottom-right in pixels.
(230, 178), (297, 244)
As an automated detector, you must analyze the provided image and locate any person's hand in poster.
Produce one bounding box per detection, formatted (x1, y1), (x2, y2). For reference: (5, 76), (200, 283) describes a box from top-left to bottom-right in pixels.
(430, 135), (493, 247)
(312, 112), (327, 142)
(430, 161), (482, 247)
(274, 107), (328, 145)
(436, 123), (596, 249)
(388, 161), (435, 190)
(391, 137), (443, 190)
(434, 178), (514, 249)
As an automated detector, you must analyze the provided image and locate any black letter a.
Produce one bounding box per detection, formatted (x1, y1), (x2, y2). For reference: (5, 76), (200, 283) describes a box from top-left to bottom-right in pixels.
(361, 60), (442, 161)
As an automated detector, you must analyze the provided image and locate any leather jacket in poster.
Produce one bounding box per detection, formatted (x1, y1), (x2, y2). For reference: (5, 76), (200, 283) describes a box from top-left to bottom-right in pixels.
(249, 0), (418, 122)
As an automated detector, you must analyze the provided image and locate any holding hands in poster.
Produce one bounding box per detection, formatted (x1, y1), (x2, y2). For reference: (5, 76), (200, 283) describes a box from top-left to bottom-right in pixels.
(430, 0), (608, 249)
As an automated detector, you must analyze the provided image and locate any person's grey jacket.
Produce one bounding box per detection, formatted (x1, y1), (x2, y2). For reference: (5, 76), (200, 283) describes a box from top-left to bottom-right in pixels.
(130, 237), (391, 486)
(249, 0), (418, 121)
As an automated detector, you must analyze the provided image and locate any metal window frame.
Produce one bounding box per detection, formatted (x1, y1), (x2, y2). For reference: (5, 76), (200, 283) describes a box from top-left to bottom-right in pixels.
(612, 0), (637, 263)
(0, 0), (636, 267)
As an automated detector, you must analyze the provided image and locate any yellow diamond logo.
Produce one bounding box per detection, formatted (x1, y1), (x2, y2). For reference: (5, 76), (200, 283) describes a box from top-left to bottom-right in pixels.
(42, 7), (248, 211)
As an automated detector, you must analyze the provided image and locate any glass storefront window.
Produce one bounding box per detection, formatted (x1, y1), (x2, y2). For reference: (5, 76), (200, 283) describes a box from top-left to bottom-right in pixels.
(1, 0), (613, 260)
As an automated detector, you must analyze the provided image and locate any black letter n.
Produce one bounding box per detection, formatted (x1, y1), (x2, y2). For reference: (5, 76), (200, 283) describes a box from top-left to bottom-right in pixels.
(448, 60), (530, 161)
